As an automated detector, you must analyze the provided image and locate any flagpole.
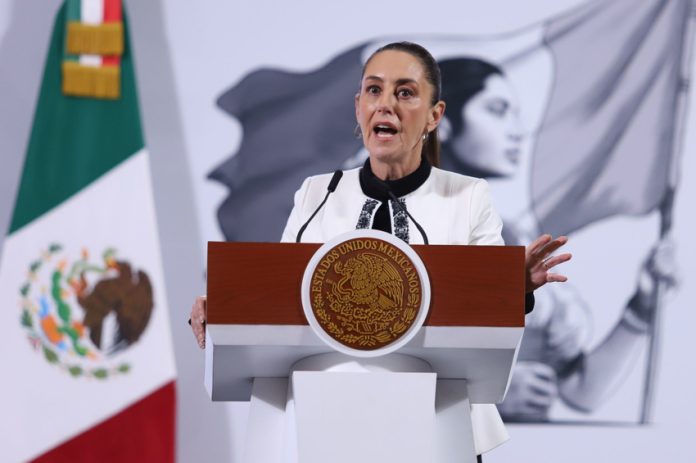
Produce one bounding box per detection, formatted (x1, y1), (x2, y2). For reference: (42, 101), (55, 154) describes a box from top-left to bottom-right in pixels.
(640, 0), (696, 424)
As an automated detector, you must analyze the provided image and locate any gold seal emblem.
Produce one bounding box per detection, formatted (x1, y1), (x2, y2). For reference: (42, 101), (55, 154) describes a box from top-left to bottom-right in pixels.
(309, 236), (423, 350)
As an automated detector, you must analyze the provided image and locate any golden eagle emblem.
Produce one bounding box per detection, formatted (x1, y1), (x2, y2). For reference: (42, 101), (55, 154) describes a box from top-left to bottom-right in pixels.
(309, 238), (422, 350)
(332, 253), (403, 332)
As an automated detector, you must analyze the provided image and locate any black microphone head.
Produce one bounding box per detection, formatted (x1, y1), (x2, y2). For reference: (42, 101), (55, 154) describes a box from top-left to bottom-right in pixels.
(328, 170), (343, 192)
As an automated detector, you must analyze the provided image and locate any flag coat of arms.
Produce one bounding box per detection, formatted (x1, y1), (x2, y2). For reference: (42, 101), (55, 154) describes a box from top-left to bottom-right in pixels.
(0, 1), (176, 461)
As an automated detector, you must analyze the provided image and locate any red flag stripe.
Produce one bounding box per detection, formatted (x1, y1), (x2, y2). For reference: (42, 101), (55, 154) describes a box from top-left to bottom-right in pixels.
(103, 0), (122, 22)
(102, 0), (121, 67)
(31, 381), (176, 463)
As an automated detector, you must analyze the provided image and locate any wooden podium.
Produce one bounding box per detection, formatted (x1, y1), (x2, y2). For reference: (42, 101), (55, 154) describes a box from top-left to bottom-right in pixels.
(205, 240), (525, 463)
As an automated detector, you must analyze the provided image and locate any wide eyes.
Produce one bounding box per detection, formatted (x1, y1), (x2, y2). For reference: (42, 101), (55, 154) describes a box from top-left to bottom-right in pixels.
(397, 88), (414, 98)
(364, 85), (415, 99)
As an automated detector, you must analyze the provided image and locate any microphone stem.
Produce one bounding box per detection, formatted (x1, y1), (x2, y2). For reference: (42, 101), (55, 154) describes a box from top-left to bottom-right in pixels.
(295, 170), (343, 243)
(296, 190), (330, 243)
(387, 192), (429, 245)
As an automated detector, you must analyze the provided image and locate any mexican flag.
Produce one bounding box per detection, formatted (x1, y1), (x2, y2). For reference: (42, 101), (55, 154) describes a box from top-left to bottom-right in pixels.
(0, 1), (176, 462)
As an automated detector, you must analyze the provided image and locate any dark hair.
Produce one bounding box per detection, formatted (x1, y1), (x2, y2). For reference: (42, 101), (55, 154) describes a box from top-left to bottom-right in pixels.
(362, 42), (443, 167)
(439, 58), (503, 135)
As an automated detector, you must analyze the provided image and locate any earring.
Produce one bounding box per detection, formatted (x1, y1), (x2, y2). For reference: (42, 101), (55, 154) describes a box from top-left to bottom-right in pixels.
(354, 124), (362, 139)
(422, 132), (428, 141)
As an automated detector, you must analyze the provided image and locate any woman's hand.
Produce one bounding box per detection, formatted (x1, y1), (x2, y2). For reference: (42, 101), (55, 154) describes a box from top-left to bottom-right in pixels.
(190, 296), (207, 349)
(525, 234), (572, 293)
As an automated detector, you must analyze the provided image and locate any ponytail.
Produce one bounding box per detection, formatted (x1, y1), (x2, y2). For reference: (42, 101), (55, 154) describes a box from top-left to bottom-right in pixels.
(423, 128), (440, 167)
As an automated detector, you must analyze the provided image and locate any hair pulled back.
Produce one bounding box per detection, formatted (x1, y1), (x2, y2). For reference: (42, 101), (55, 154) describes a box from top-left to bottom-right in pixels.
(362, 42), (443, 167)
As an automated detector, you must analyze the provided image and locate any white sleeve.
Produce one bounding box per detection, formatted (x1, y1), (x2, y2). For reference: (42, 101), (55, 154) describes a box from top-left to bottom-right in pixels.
(468, 179), (504, 246)
(280, 176), (312, 243)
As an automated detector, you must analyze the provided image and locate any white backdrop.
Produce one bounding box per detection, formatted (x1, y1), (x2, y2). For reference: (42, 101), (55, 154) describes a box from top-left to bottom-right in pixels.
(1, 0), (695, 462)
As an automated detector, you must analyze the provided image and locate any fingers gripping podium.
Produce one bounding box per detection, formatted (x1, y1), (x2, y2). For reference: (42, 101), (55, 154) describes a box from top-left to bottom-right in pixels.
(204, 231), (525, 463)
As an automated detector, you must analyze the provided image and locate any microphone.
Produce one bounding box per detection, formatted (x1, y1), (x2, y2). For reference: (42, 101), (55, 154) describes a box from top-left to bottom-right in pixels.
(370, 177), (429, 245)
(327, 169), (343, 192)
(296, 170), (343, 243)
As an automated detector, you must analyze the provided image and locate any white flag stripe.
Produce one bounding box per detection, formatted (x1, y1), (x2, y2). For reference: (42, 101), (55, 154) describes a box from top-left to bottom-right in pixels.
(79, 55), (102, 67)
(79, 0), (104, 67)
(81, 0), (103, 25)
(0, 150), (176, 462)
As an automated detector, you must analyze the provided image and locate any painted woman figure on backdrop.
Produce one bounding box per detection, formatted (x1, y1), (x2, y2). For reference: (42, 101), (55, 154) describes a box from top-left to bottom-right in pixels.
(436, 57), (677, 420)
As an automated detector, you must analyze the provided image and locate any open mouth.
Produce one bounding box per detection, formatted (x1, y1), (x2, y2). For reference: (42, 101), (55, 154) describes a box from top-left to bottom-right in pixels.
(373, 123), (398, 138)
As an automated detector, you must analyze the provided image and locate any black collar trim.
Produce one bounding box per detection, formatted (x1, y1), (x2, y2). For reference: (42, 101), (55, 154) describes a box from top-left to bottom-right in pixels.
(359, 155), (432, 201)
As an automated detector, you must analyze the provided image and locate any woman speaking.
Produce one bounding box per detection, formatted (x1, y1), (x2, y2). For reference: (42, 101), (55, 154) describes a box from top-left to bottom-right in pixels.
(190, 41), (571, 460)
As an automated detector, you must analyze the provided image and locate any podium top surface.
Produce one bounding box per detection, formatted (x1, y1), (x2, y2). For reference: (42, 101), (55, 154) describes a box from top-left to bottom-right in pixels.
(207, 242), (525, 328)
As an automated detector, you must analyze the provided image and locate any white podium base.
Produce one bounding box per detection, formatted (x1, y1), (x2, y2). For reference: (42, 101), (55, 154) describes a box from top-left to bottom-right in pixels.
(294, 371), (436, 462)
(242, 353), (505, 463)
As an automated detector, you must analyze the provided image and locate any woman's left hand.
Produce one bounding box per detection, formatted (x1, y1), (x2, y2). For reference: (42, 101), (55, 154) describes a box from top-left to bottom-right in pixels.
(526, 234), (572, 293)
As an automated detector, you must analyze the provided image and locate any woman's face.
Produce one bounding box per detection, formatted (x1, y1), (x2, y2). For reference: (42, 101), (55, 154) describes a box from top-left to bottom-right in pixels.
(448, 74), (523, 177)
(355, 50), (444, 172)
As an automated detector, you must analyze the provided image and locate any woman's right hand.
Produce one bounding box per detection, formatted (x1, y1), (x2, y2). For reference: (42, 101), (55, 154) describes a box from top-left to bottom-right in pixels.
(190, 296), (207, 349)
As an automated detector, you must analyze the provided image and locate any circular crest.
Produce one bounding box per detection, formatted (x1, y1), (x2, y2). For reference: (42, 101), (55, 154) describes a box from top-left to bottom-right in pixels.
(19, 244), (154, 379)
(301, 230), (430, 357)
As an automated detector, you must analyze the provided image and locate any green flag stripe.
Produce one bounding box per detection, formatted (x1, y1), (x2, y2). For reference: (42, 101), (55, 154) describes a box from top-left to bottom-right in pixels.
(66, 0), (81, 22)
(64, 0), (81, 61)
(9, 2), (144, 234)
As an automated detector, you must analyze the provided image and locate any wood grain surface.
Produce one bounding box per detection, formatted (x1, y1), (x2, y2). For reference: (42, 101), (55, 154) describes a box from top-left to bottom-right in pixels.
(207, 241), (525, 327)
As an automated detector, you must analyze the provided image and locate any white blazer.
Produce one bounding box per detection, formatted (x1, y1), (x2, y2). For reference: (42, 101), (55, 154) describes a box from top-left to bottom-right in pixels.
(281, 166), (504, 246)
(281, 166), (509, 455)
